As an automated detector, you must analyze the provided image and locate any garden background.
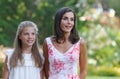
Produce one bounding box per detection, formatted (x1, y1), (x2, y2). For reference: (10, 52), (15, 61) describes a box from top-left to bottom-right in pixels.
(0, 0), (120, 79)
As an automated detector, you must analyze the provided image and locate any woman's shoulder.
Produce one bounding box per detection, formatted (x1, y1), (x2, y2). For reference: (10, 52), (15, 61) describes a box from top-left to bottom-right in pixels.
(79, 37), (86, 46)
(45, 36), (54, 40)
(44, 36), (55, 44)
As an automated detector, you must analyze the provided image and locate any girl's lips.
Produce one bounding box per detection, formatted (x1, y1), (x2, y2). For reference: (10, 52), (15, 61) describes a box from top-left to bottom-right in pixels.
(27, 40), (34, 43)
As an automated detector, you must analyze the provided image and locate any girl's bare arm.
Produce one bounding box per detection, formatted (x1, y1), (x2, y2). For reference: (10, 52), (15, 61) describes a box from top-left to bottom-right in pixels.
(2, 57), (9, 79)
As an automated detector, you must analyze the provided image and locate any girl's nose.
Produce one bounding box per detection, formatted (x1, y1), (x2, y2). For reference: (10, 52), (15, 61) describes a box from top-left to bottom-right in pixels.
(28, 34), (32, 38)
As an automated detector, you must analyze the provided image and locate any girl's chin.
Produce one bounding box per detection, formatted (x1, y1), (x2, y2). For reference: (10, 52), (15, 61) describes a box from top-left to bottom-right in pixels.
(64, 30), (71, 33)
(25, 44), (34, 47)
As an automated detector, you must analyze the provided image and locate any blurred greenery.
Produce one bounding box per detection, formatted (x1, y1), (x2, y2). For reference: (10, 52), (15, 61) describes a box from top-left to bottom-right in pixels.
(86, 76), (120, 79)
(0, 0), (120, 77)
(0, 62), (4, 78)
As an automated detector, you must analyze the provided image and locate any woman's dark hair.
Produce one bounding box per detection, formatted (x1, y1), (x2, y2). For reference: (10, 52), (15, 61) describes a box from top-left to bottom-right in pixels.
(54, 7), (79, 44)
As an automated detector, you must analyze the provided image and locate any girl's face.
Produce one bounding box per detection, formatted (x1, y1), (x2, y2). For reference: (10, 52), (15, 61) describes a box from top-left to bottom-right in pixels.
(60, 12), (74, 33)
(19, 26), (36, 48)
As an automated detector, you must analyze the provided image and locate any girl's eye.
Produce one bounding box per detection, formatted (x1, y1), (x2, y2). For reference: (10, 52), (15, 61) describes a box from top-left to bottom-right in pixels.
(32, 33), (35, 35)
(24, 33), (29, 35)
(23, 32), (36, 35)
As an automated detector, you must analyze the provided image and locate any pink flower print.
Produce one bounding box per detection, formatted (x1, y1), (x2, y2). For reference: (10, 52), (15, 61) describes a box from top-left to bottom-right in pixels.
(48, 48), (53, 56)
(69, 55), (74, 63)
(48, 44), (53, 56)
(67, 74), (80, 79)
(53, 58), (65, 73)
(67, 47), (79, 63)
(69, 50), (74, 54)
(74, 46), (79, 51)
(67, 50), (75, 61)
(68, 66), (73, 72)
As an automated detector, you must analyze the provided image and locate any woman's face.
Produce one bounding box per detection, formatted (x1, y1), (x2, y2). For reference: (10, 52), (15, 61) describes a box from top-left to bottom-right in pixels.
(60, 12), (74, 33)
(19, 26), (36, 48)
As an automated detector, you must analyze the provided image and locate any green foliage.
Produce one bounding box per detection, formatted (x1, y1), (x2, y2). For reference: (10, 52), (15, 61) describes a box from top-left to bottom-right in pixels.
(0, 0), (28, 46)
(0, 0), (120, 77)
(35, 0), (80, 44)
(0, 0), (119, 46)
(77, 3), (120, 76)
(108, 0), (120, 17)
(88, 66), (120, 76)
(0, 62), (4, 78)
(86, 76), (120, 79)
(0, 0), (80, 46)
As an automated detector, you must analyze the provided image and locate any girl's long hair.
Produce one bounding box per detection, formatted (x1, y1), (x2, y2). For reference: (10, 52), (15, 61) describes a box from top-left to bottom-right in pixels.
(10, 21), (42, 68)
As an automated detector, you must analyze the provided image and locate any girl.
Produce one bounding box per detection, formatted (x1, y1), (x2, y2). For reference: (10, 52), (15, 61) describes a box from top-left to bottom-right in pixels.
(43, 7), (87, 79)
(2, 21), (44, 79)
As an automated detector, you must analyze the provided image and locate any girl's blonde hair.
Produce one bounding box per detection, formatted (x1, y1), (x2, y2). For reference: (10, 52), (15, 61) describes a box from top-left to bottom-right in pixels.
(10, 21), (42, 68)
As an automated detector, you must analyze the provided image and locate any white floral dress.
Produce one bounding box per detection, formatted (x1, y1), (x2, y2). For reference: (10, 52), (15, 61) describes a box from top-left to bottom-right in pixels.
(46, 37), (80, 79)
(6, 49), (44, 79)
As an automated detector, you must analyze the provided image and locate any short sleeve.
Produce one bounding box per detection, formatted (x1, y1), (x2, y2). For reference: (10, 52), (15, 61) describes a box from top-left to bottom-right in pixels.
(6, 49), (14, 71)
(6, 49), (14, 56)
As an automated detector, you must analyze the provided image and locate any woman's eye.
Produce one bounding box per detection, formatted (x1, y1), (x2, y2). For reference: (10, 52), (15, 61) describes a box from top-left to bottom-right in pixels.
(62, 17), (74, 21)
(70, 18), (74, 21)
(62, 17), (68, 20)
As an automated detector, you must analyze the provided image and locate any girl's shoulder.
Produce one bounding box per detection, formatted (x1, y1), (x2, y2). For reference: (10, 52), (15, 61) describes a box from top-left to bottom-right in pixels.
(39, 52), (45, 66)
(6, 48), (14, 56)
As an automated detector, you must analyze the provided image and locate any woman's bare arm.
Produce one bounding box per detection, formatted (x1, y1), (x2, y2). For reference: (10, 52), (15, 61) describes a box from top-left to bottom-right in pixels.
(79, 39), (87, 79)
(43, 40), (49, 79)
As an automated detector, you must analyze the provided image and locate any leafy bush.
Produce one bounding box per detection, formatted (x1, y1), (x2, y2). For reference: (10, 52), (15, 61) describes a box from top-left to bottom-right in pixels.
(88, 66), (120, 76)
(0, 62), (4, 78)
(78, 6), (120, 76)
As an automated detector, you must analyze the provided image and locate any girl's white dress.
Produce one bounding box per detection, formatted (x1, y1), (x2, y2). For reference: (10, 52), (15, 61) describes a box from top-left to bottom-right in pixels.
(46, 37), (80, 79)
(6, 49), (44, 79)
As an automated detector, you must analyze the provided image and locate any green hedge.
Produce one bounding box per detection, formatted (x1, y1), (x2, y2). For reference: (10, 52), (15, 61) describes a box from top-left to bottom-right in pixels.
(0, 62), (4, 78)
(88, 65), (120, 76)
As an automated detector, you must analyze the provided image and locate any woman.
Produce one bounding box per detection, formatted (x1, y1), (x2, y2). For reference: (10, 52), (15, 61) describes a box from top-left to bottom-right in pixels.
(43, 7), (87, 79)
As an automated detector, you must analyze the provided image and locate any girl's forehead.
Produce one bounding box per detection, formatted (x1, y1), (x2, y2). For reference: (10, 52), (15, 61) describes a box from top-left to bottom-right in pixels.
(23, 26), (34, 29)
(22, 26), (36, 32)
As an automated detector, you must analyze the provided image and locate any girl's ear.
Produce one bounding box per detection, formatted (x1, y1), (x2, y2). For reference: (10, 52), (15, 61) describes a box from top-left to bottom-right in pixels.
(18, 35), (21, 40)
